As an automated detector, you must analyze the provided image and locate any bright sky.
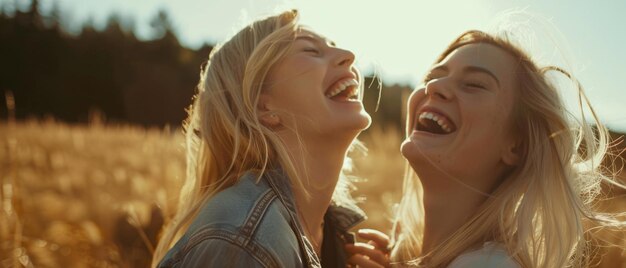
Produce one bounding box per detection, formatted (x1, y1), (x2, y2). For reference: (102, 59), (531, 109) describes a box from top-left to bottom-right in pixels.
(4, 0), (626, 132)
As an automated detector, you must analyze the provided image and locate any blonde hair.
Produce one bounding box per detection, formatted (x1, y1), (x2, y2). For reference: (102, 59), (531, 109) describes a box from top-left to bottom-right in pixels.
(391, 30), (625, 268)
(152, 10), (362, 266)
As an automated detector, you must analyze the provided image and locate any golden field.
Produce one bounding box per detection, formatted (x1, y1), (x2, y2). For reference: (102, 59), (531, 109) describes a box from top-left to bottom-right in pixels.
(1, 120), (624, 267)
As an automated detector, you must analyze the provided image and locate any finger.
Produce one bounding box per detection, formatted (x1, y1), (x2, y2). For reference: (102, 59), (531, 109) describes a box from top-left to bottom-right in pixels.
(345, 242), (374, 256)
(357, 229), (390, 249)
(353, 242), (375, 249)
(367, 240), (382, 253)
(347, 253), (384, 268)
(346, 243), (389, 266)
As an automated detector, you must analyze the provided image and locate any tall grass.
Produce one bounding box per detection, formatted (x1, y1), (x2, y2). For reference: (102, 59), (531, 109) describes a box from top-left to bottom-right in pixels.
(0, 120), (623, 267)
(0, 120), (184, 267)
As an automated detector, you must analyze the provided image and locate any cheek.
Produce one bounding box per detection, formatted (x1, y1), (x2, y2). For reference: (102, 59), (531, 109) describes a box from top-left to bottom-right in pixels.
(269, 71), (324, 106)
(463, 96), (509, 126)
(461, 116), (512, 164)
(406, 89), (426, 130)
(268, 56), (317, 84)
(488, 102), (514, 135)
(457, 103), (510, 149)
(470, 113), (506, 139)
(287, 56), (323, 78)
(408, 88), (426, 107)
(280, 89), (319, 113)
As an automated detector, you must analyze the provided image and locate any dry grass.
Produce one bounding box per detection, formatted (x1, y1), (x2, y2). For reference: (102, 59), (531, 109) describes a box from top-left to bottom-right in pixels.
(1, 120), (624, 267)
(1, 120), (184, 267)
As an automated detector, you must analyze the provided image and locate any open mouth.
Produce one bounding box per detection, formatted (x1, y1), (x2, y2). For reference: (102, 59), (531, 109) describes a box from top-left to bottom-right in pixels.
(325, 78), (359, 102)
(415, 111), (457, 135)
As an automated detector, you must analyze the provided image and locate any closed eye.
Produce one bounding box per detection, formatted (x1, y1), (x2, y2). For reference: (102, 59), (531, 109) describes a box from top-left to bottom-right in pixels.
(303, 47), (320, 54)
(464, 81), (487, 89)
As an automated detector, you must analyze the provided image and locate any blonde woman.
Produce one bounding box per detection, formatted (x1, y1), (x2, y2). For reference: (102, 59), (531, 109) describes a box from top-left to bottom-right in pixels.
(152, 10), (378, 267)
(385, 30), (626, 267)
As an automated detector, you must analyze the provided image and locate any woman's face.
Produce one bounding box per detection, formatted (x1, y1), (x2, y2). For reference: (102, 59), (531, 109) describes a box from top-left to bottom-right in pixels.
(401, 43), (520, 193)
(262, 28), (371, 140)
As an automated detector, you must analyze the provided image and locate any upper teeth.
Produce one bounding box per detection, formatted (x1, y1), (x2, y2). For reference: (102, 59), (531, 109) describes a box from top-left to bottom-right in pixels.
(326, 79), (358, 98)
(419, 111), (453, 133)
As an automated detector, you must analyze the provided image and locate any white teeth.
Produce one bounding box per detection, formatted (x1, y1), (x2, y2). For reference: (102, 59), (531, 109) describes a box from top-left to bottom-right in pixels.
(325, 78), (359, 98)
(418, 111), (454, 133)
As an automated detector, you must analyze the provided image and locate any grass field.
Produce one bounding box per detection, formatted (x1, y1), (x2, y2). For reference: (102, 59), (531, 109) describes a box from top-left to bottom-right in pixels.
(1, 120), (624, 267)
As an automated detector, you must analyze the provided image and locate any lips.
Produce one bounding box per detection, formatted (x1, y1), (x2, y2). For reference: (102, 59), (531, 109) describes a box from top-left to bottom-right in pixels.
(325, 76), (359, 101)
(414, 108), (457, 135)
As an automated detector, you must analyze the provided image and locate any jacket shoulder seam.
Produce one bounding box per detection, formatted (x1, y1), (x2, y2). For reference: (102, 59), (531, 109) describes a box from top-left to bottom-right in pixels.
(170, 228), (280, 268)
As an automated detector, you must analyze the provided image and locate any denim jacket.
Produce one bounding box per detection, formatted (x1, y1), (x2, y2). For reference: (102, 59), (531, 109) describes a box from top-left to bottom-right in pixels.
(157, 169), (366, 268)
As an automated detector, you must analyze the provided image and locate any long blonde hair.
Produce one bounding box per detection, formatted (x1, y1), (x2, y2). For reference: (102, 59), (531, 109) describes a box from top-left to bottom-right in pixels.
(152, 10), (362, 266)
(391, 30), (625, 268)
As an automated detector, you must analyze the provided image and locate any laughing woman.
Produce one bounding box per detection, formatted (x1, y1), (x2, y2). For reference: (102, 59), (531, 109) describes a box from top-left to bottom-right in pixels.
(390, 30), (625, 267)
(152, 10), (375, 267)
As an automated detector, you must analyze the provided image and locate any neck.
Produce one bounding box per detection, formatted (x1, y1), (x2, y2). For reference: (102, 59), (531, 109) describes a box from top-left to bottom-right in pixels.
(417, 170), (488, 254)
(278, 131), (358, 253)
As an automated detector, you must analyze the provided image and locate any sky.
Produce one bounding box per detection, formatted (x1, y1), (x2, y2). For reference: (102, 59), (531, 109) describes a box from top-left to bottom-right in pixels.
(4, 0), (626, 132)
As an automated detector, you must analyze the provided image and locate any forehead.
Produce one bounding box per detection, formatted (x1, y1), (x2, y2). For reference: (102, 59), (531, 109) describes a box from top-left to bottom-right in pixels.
(440, 43), (517, 85)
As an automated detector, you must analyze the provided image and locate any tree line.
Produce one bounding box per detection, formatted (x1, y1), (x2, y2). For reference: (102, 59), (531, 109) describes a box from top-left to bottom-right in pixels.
(0, 0), (211, 127)
(0, 0), (412, 130)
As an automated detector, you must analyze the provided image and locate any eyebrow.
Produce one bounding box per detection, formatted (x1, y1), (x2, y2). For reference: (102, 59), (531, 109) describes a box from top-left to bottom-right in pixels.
(429, 65), (500, 87)
(295, 35), (336, 47)
(465, 66), (500, 87)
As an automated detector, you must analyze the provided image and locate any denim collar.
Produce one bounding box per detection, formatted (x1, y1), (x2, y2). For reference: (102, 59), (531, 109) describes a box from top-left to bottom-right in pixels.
(262, 168), (366, 267)
(263, 168), (366, 232)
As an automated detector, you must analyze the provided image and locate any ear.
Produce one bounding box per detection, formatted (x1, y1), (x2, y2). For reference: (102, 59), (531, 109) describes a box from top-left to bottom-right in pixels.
(501, 139), (521, 166)
(258, 94), (281, 128)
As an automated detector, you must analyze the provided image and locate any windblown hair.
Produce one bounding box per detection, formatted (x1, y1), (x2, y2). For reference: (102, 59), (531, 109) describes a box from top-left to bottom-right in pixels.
(391, 30), (625, 268)
(152, 10), (362, 266)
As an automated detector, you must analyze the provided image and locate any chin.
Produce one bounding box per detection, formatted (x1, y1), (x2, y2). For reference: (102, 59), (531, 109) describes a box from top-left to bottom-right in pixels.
(400, 139), (430, 167)
(357, 112), (372, 130)
(340, 112), (371, 131)
(401, 139), (418, 161)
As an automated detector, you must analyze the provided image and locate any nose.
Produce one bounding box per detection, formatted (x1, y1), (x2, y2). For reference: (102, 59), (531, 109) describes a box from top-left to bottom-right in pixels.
(334, 48), (355, 66)
(424, 77), (455, 101)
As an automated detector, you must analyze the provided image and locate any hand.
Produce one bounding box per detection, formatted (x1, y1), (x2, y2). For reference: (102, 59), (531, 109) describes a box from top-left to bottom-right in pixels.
(345, 229), (391, 268)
